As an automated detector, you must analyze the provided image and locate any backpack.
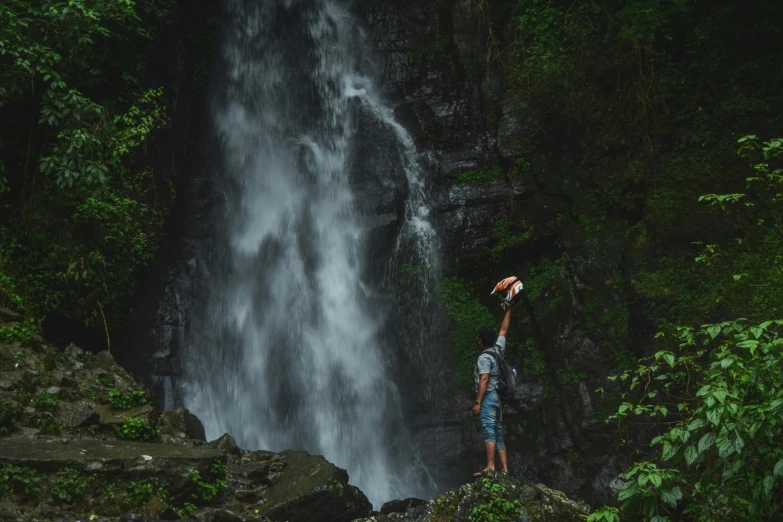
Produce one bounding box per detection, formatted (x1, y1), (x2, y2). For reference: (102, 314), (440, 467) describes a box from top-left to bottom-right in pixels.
(483, 349), (517, 400)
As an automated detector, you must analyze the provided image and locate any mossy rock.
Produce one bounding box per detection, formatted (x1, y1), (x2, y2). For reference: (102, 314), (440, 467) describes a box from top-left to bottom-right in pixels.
(353, 471), (589, 522)
(257, 450), (371, 522)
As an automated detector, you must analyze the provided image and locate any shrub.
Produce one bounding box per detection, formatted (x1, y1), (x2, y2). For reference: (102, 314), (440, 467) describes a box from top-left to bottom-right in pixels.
(468, 476), (523, 522)
(0, 464), (41, 498)
(51, 468), (88, 504)
(115, 417), (157, 442)
(188, 460), (227, 504)
(34, 392), (59, 413)
(108, 389), (148, 410)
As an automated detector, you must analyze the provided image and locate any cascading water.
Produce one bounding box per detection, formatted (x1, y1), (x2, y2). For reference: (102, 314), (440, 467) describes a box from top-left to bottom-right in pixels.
(179, 0), (441, 506)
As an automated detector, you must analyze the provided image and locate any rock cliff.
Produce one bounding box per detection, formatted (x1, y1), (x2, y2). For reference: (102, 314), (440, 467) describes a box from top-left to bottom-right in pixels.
(356, 0), (625, 502)
(0, 328), (590, 522)
(354, 471), (589, 522)
(0, 335), (370, 522)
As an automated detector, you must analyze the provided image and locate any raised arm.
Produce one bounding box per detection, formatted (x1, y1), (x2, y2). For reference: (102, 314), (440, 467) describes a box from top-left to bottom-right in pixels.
(498, 307), (512, 338)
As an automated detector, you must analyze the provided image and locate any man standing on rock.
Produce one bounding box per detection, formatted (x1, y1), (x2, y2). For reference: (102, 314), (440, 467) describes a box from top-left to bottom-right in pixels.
(471, 306), (512, 476)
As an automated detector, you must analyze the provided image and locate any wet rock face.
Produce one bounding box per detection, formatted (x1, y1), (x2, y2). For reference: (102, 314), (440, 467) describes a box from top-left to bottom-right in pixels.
(354, 0), (626, 504)
(160, 407), (207, 441)
(353, 471), (589, 522)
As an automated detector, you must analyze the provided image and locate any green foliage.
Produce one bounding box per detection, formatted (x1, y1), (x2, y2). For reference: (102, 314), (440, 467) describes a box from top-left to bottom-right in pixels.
(605, 319), (783, 520)
(33, 413), (62, 434)
(0, 464), (41, 498)
(124, 478), (168, 509)
(188, 461), (227, 504)
(455, 166), (504, 183)
(442, 279), (496, 387)
(634, 137), (783, 326)
(556, 365), (586, 386)
(521, 338), (548, 378)
(468, 476), (523, 522)
(0, 0), (174, 328)
(587, 507), (620, 522)
(34, 392), (59, 413)
(175, 502), (198, 519)
(0, 324), (32, 344)
(115, 417), (157, 442)
(51, 468), (88, 504)
(108, 389), (147, 410)
(489, 220), (532, 261)
(523, 255), (568, 310)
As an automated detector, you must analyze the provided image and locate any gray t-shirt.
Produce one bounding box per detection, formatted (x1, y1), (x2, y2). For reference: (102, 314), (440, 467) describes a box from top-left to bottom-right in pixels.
(474, 336), (507, 393)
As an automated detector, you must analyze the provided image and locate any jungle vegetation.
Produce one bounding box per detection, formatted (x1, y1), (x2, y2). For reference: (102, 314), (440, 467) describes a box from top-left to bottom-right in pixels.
(1, 0), (782, 520)
(457, 0), (783, 520)
(0, 0), (174, 340)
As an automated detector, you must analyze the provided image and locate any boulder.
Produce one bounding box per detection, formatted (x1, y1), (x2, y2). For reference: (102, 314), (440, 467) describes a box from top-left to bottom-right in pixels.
(145, 495), (181, 520)
(210, 432), (242, 454)
(353, 471), (589, 522)
(57, 400), (99, 428)
(256, 450), (371, 522)
(231, 455), (285, 487)
(379, 498), (426, 515)
(63, 343), (84, 361)
(159, 407), (207, 441)
(92, 350), (124, 372)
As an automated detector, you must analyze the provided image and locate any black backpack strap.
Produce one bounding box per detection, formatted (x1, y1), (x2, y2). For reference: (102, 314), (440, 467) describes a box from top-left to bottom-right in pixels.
(482, 349), (499, 371)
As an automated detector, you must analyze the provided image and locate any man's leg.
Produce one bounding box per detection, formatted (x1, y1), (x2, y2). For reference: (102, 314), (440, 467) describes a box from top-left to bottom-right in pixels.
(484, 441), (496, 472)
(497, 448), (508, 473)
(476, 395), (499, 475)
(495, 404), (508, 473)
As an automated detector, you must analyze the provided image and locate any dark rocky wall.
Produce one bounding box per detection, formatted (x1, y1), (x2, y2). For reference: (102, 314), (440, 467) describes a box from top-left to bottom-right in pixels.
(116, 0), (224, 402)
(356, 0), (626, 503)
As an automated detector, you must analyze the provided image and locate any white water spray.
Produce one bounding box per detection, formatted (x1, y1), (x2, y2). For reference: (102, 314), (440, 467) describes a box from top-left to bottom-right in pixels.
(180, 0), (439, 506)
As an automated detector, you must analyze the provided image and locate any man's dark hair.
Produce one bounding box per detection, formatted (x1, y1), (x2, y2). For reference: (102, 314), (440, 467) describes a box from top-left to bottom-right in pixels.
(477, 326), (498, 348)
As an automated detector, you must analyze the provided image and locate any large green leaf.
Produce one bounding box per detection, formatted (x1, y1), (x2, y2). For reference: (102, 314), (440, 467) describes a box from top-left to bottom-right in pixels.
(698, 432), (716, 453)
(685, 445), (699, 465)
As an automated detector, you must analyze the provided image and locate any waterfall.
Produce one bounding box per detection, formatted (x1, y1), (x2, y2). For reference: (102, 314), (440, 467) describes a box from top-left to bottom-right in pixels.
(179, 0), (439, 506)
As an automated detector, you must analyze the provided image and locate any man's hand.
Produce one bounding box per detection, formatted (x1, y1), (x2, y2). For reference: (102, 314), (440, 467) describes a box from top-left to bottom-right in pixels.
(472, 404), (481, 416)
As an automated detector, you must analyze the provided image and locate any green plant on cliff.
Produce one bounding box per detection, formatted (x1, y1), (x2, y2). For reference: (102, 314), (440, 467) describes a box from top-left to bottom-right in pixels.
(108, 389), (148, 410)
(0, 324), (32, 345)
(0, 0), (174, 329)
(468, 476), (523, 522)
(489, 219), (533, 261)
(34, 392), (59, 413)
(51, 468), (89, 504)
(0, 464), (41, 498)
(442, 278), (495, 387)
(116, 417), (157, 442)
(123, 478), (169, 509)
(188, 460), (227, 504)
(455, 166), (504, 184)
